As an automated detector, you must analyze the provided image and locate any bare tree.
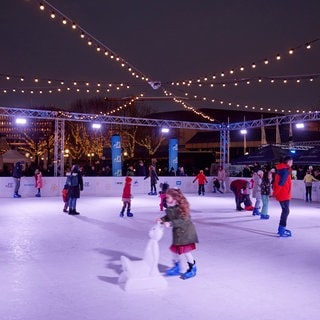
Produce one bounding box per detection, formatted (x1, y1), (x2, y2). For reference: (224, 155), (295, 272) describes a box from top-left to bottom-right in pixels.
(19, 132), (54, 166)
(65, 121), (111, 162)
(134, 127), (166, 156)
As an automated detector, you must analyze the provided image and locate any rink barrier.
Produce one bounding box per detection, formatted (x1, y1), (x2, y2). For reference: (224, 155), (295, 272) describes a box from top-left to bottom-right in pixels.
(0, 176), (318, 201)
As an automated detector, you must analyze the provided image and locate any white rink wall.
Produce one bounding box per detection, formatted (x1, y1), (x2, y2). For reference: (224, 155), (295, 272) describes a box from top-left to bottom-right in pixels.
(1, 176), (320, 201)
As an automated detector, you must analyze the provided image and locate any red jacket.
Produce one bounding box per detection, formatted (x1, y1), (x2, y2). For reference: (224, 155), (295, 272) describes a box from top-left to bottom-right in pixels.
(193, 173), (208, 185)
(122, 176), (132, 199)
(273, 163), (292, 201)
(230, 179), (250, 196)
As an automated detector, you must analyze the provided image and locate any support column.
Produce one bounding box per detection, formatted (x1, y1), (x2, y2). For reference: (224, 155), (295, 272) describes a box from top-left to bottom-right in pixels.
(54, 119), (65, 177)
(168, 138), (178, 173)
(111, 134), (122, 176)
(219, 124), (229, 168)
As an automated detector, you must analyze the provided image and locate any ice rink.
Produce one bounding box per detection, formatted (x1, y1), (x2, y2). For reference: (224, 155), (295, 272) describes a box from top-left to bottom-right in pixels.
(1, 192), (320, 320)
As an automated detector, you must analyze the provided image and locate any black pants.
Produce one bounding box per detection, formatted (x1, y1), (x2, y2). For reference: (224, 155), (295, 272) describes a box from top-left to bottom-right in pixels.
(230, 186), (242, 209)
(198, 184), (205, 195)
(305, 186), (312, 201)
(121, 200), (131, 213)
(279, 200), (290, 227)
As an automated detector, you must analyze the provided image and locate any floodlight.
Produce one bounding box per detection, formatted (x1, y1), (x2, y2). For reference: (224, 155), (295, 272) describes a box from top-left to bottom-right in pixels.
(295, 123), (304, 129)
(16, 118), (27, 125)
(92, 123), (101, 129)
(161, 128), (170, 133)
(240, 129), (247, 134)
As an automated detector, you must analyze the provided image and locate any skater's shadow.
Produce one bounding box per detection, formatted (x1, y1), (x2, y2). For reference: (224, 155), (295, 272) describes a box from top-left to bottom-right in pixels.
(74, 215), (139, 238)
(95, 248), (168, 286)
(195, 218), (278, 237)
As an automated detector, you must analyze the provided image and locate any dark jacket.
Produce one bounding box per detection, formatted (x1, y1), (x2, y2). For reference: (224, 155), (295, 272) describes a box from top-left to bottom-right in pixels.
(66, 166), (83, 198)
(261, 178), (271, 196)
(144, 167), (159, 185)
(13, 162), (23, 178)
(161, 205), (199, 245)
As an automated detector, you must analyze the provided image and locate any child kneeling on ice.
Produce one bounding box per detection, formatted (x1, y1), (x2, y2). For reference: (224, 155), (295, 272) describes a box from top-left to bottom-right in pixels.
(157, 188), (199, 279)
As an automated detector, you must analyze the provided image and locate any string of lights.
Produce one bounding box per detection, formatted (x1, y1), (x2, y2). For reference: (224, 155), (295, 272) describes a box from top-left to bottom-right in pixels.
(18, 0), (214, 121)
(2, 70), (318, 91)
(0, 83), (133, 95)
(168, 85), (318, 114)
(168, 38), (320, 85)
(168, 73), (320, 88)
(15, 1), (319, 119)
(37, 1), (151, 84)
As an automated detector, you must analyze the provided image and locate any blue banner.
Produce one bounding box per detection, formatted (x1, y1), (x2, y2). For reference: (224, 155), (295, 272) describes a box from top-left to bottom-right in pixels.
(169, 138), (178, 173)
(111, 135), (122, 176)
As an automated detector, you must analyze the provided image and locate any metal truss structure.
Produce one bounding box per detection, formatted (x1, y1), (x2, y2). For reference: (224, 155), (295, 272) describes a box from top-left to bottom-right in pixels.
(54, 120), (65, 177)
(0, 106), (319, 175)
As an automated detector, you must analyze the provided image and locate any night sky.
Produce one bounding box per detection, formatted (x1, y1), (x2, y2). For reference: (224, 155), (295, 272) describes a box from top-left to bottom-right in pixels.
(1, 0), (320, 117)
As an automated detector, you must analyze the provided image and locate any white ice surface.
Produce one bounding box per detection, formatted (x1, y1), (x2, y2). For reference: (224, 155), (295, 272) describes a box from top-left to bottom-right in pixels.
(1, 193), (320, 320)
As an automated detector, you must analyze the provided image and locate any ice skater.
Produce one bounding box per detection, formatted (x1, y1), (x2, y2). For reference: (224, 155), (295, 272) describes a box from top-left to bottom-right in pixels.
(144, 165), (159, 195)
(159, 182), (169, 211)
(120, 176), (133, 217)
(157, 188), (199, 279)
(230, 179), (254, 211)
(273, 156), (293, 237)
(12, 161), (24, 198)
(213, 178), (223, 193)
(34, 169), (43, 197)
(303, 170), (318, 202)
(252, 170), (264, 216)
(62, 184), (69, 213)
(65, 164), (83, 215)
(192, 170), (208, 195)
(260, 169), (271, 219)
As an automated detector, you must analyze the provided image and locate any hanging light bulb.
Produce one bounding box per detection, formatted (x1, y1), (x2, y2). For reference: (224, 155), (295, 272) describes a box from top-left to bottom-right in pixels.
(39, 3), (45, 10)
(72, 22), (76, 29)
(62, 18), (67, 25)
(289, 49), (294, 54)
(50, 11), (56, 19)
(276, 54), (281, 60)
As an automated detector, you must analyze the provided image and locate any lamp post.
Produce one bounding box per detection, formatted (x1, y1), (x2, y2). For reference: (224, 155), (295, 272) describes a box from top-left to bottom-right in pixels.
(240, 129), (247, 155)
(88, 152), (94, 166)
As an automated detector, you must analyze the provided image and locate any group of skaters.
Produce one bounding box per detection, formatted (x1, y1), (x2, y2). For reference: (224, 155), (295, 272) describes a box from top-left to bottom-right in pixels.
(119, 171), (198, 280)
(11, 157), (317, 281)
(231, 156), (296, 237)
